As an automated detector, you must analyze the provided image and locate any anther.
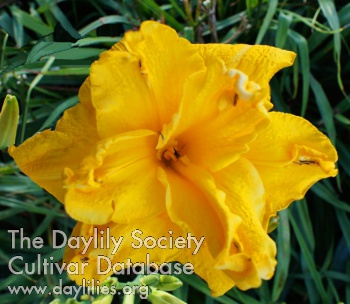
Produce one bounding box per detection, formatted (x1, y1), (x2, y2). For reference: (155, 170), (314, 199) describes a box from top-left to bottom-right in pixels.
(174, 148), (181, 159)
(233, 94), (238, 106)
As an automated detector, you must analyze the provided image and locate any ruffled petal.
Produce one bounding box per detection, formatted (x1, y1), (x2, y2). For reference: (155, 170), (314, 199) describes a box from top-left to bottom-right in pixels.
(115, 21), (206, 125)
(90, 50), (160, 138)
(63, 214), (183, 285)
(195, 44), (295, 89)
(245, 112), (338, 227)
(177, 244), (263, 296)
(212, 157), (277, 287)
(9, 84), (100, 202)
(157, 58), (269, 172)
(64, 130), (165, 225)
(158, 164), (241, 260)
(176, 244), (236, 297)
(195, 44), (296, 110)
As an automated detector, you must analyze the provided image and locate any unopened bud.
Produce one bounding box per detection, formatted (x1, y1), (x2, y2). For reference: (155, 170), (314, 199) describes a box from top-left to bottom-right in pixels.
(268, 215), (279, 233)
(80, 294), (91, 301)
(101, 276), (119, 288)
(48, 300), (62, 304)
(141, 274), (182, 291)
(0, 94), (19, 149)
(157, 275), (183, 291)
(65, 299), (80, 304)
(148, 289), (186, 304)
(140, 274), (160, 286)
(92, 294), (113, 304)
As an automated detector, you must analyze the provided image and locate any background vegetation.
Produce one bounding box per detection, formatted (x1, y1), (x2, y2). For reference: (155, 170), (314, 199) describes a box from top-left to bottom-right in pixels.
(0, 0), (349, 303)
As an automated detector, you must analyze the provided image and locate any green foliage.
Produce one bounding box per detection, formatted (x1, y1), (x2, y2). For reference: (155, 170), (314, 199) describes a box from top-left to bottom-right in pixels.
(1, 0), (349, 303)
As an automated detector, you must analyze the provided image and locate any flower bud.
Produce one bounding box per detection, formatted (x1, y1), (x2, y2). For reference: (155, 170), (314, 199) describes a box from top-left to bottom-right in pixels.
(65, 299), (79, 304)
(48, 300), (62, 304)
(147, 289), (186, 304)
(101, 276), (119, 288)
(140, 274), (182, 291)
(140, 274), (160, 286)
(267, 215), (279, 233)
(92, 294), (113, 304)
(0, 94), (19, 149)
(157, 275), (183, 291)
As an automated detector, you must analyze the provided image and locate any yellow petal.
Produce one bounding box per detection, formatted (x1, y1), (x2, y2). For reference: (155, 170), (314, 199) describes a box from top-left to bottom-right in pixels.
(156, 57), (270, 172)
(158, 164), (240, 260)
(115, 21), (206, 125)
(90, 50), (160, 138)
(195, 44), (295, 89)
(176, 238), (263, 295)
(181, 244), (265, 294)
(212, 158), (277, 285)
(245, 112), (338, 227)
(195, 44), (296, 110)
(9, 131), (73, 201)
(55, 77), (98, 144)
(64, 130), (165, 225)
(9, 76), (100, 202)
(179, 96), (269, 172)
(176, 244), (236, 297)
(77, 77), (92, 106)
(9, 97), (100, 202)
(63, 214), (183, 285)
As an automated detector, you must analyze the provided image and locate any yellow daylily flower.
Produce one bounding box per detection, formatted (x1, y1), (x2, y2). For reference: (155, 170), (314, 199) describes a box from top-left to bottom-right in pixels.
(9, 21), (337, 296)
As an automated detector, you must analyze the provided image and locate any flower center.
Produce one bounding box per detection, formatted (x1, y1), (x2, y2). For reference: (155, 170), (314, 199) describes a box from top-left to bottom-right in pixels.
(163, 145), (182, 161)
(160, 140), (190, 166)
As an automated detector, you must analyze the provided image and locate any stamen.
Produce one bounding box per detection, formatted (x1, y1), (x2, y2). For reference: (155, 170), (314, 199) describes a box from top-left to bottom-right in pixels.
(159, 131), (165, 141)
(163, 147), (178, 161)
(233, 94), (238, 106)
(294, 156), (318, 165)
(162, 146), (183, 162)
(174, 148), (181, 159)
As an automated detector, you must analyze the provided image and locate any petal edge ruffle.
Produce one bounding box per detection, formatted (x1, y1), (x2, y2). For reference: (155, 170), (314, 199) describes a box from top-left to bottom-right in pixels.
(245, 112), (338, 228)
